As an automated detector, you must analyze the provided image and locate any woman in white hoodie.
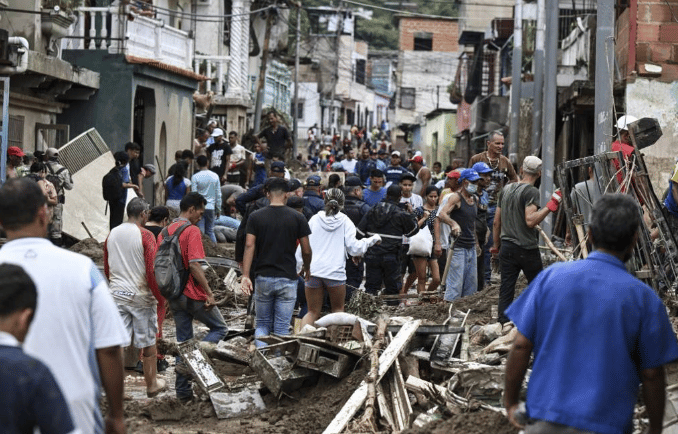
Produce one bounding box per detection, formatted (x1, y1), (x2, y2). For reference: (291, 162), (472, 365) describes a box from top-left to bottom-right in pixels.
(300, 188), (380, 327)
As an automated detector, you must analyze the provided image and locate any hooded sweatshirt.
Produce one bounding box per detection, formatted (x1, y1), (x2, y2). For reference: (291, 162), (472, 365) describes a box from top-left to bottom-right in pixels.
(298, 211), (380, 281)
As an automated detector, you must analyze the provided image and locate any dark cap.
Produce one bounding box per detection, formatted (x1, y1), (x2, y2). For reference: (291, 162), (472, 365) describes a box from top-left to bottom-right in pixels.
(306, 175), (322, 187)
(288, 178), (302, 191)
(270, 161), (285, 173)
(344, 176), (364, 188)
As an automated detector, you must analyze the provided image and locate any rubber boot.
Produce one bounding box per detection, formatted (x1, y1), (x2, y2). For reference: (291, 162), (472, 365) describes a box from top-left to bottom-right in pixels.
(143, 354), (167, 398)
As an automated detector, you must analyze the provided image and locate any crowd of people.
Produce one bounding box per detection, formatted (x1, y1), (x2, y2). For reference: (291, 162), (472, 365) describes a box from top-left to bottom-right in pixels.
(4, 113), (678, 434)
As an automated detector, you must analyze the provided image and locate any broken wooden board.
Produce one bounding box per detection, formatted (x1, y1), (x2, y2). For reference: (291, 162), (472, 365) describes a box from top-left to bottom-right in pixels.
(322, 320), (422, 434)
(210, 388), (266, 419)
(405, 376), (506, 415)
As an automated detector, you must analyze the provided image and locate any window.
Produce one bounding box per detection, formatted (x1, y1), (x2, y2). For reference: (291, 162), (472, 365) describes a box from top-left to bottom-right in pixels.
(8, 115), (24, 149)
(400, 87), (415, 109)
(414, 32), (433, 51)
(355, 59), (366, 85)
(291, 101), (304, 120)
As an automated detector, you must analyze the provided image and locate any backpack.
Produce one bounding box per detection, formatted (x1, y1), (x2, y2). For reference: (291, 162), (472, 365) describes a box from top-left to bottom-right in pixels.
(154, 221), (192, 300)
(46, 162), (67, 196)
(102, 168), (124, 202)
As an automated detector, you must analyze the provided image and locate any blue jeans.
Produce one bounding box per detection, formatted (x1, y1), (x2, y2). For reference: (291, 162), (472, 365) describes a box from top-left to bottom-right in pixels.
(169, 294), (228, 400)
(444, 246), (478, 301)
(198, 209), (216, 243)
(254, 276), (297, 347)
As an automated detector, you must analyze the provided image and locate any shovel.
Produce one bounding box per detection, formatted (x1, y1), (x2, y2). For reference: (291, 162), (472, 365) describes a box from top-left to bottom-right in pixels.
(439, 234), (458, 294)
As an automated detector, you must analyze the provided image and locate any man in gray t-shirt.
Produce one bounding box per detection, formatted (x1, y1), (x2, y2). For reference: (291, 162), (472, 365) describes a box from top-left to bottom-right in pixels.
(492, 156), (563, 324)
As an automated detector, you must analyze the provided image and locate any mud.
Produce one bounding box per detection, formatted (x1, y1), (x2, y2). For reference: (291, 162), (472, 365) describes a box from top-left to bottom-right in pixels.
(69, 238), (104, 265)
(202, 233), (235, 258)
(403, 410), (519, 434)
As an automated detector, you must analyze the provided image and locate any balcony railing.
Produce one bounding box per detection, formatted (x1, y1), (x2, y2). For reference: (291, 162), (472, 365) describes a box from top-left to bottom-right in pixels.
(193, 55), (230, 95)
(64, 6), (194, 70)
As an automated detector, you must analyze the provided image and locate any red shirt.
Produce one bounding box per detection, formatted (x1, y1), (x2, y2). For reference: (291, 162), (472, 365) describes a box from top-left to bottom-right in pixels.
(157, 219), (207, 301)
(611, 140), (635, 185)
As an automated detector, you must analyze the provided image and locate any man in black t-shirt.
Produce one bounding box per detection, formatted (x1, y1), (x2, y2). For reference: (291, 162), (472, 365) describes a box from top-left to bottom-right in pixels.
(241, 178), (311, 347)
(206, 128), (232, 184)
(256, 112), (292, 161)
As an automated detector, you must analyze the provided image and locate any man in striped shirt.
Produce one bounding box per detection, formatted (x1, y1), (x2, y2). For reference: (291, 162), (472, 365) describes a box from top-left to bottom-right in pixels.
(191, 155), (221, 243)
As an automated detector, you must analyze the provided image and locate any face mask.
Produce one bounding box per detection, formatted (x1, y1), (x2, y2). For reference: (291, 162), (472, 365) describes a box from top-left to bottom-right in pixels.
(466, 183), (478, 194)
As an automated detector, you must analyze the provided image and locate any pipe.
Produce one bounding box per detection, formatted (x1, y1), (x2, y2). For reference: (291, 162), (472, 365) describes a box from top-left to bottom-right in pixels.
(0, 37), (30, 75)
(594, 0), (615, 154)
(508, 0), (522, 164)
(531, 0), (545, 156)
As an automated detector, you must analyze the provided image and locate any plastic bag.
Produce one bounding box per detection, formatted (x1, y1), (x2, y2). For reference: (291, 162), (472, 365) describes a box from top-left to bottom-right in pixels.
(408, 228), (433, 257)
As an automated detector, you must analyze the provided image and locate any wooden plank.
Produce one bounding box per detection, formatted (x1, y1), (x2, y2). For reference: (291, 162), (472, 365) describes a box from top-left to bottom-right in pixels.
(392, 356), (412, 430)
(322, 320), (422, 434)
(405, 376), (506, 415)
(375, 382), (395, 429)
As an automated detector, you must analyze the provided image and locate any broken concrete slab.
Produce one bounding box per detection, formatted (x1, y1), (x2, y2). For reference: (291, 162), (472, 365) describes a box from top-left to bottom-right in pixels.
(210, 388), (266, 419)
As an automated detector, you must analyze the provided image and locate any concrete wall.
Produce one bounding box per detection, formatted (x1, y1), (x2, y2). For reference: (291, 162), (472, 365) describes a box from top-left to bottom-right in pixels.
(626, 78), (678, 191)
(8, 94), (64, 152)
(292, 81), (322, 142)
(397, 51), (459, 125)
(458, 0), (513, 34)
(424, 111), (456, 166)
(398, 17), (459, 52)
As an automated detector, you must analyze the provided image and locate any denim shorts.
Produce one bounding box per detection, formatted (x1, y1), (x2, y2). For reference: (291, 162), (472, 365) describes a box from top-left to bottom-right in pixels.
(306, 276), (345, 289)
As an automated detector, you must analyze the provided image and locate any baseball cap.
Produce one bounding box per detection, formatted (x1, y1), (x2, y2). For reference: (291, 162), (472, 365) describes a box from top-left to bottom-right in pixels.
(143, 164), (157, 174)
(288, 178), (302, 191)
(447, 169), (462, 179)
(409, 156), (424, 164)
(8, 146), (25, 157)
(45, 147), (59, 158)
(287, 196), (305, 210)
(459, 168), (480, 182)
(270, 161), (285, 173)
(211, 128), (224, 137)
(522, 156), (542, 174)
(377, 149), (386, 155)
(344, 176), (364, 188)
(306, 175), (322, 187)
(391, 150), (401, 157)
(472, 162), (493, 174)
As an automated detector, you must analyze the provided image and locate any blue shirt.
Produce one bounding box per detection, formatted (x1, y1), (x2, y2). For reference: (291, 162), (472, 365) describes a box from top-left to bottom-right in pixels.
(119, 164), (131, 204)
(362, 187), (386, 207)
(506, 252), (678, 434)
(0, 333), (75, 434)
(165, 176), (189, 200)
(253, 153), (266, 187)
(384, 165), (411, 186)
(191, 169), (221, 211)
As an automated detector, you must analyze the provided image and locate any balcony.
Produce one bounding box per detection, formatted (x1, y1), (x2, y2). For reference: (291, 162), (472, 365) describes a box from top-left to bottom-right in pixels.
(64, 6), (194, 71)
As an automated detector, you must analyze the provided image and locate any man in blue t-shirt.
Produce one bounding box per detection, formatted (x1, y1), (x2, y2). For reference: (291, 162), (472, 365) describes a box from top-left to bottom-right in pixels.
(504, 194), (678, 434)
(0, 263), (76, 434)
(362, 169), (386, 207)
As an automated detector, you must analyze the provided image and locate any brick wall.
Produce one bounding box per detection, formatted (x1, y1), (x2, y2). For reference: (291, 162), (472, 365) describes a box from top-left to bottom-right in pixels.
(632, 0), (678, 81)
(398, 17), (459, 52)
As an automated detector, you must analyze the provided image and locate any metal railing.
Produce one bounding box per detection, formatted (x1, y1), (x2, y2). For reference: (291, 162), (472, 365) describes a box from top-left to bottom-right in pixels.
(193, 55), (230, 95)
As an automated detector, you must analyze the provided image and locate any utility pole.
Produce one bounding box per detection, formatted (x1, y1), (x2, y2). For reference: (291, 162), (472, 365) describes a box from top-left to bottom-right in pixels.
(327, 4), (344, 135)
(594, 0), (614, 154)
(540, 0), (558, 238)
(293, 5), (301, 157)
(253, 7), (274, 133)
(508, 0), (522, 163)
(531, 0), (545, 155)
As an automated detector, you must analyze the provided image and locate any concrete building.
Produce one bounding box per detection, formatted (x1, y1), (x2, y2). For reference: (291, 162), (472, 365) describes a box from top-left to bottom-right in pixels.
(424, 108), (457, 166)
(394, 16), (460, 152)
(0, 1), (99, 153)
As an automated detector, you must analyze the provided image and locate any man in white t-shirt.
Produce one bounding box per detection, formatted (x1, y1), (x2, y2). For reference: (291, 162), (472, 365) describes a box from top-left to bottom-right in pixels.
(0, 178), (129, 434)
(104, 198), (167, 399)
(228, 131), (248, 188)
(341, 149), (357, 173)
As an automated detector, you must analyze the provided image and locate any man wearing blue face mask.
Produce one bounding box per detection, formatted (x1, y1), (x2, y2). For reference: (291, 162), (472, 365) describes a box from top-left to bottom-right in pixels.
(437, 168), (481, 301)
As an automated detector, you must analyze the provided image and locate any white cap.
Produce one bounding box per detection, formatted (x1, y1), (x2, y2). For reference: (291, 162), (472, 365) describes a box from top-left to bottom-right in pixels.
(616, 115), (638, 131)
(391, 150), (401, 157)
(211, 128), (224, 137)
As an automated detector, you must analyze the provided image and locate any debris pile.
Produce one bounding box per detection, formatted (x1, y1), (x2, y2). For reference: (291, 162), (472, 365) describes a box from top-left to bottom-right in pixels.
(69, 237), (105, 265)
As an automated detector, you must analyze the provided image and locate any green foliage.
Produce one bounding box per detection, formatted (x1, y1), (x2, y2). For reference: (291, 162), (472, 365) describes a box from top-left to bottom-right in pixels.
(293, 0), (459, 51)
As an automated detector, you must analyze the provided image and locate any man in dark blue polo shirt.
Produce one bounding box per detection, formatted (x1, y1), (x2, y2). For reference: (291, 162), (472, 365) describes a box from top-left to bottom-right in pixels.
(504, 194), (678, 434)
(302, 175), (325, 219)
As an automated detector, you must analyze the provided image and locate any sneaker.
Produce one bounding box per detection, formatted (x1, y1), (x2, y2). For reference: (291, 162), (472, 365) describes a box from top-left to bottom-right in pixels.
(133, 360), (144, 374)
(157, 359), (170, 373)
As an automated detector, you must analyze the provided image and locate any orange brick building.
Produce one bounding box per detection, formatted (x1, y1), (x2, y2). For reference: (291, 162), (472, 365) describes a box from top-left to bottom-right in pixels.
(398, 17), (460, 53)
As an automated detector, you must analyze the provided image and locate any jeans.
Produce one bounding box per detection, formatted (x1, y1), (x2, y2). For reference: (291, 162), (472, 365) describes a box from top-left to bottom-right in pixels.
(345, 258), (364, 303)
(214, 215), (240, 229)
(497, 241), (543, 323)
(169, 294), (228, 400)
(525, 420), (598, 434)
(198, 209), (216, 243)
(254, 276), (297, 347)
(444, 246), (477, 301)
(364, 253), (402, 303)
(483, 205), (496, 283)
